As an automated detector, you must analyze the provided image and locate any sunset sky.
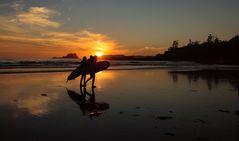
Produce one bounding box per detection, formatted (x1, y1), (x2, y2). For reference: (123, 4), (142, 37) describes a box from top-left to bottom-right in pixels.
(0, 0), (239, 59)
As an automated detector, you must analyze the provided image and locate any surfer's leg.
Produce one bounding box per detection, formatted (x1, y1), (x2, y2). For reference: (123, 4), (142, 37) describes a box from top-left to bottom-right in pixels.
(85, 75), (93, 85)
(80, 75), (84, 87)
(92, 74), (96, 88)
(83, 75), (86, 87)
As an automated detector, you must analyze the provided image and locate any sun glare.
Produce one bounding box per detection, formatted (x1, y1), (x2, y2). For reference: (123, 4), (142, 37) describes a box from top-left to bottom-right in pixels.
(95, 51), (104, 57)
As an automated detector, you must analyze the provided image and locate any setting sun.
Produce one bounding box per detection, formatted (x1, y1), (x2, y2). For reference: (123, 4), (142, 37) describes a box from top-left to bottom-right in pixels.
(95, 51), (104, 57)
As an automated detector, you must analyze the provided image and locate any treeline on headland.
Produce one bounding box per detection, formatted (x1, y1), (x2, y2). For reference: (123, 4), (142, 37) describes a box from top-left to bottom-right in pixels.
(156, 34), (239, 64)
(103, 34), (239, 64)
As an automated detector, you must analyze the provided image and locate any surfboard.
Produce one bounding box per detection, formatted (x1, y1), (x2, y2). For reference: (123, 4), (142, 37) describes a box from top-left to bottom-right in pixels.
(67, 61), (110, 81)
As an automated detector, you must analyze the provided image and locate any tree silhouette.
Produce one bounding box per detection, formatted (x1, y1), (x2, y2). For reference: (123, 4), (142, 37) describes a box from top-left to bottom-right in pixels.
(207, 34), (213, 43)
(188, 39), (192, 46)
(172, 40), (179, 48)
(157, 34), (239, 64)
(168, 40), (179, 51)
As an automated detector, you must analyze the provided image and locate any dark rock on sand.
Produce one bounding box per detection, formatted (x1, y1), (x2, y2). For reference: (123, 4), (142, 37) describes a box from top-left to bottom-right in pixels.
(193, 119), (207, 124)
(41, 94), (47, 96)
(164, 132), (175, 136)
(13, 99), (18, 102)
(155, 116), (173, 120)
(218, 109), (230, 113)
(235, 111), (239, 116)
(135, 106), (141, 109)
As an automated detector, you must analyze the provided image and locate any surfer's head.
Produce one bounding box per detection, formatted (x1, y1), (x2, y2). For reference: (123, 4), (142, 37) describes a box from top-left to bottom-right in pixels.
(82, 56), (87, 61)
(87, 55), (93, 63)
(93, 56), (98, 62)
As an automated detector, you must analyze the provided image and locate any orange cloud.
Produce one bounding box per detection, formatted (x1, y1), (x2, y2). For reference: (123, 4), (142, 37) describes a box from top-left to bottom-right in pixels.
(16, 7), (60, 28)
(0, 2), (134, 58)
(0, 30), (121, 57)
(0, 1), (166, 58)
(0, 3), (125, 58)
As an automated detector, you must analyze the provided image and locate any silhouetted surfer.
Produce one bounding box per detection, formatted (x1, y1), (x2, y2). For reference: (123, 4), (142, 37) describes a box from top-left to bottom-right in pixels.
(80, 56), (87, 87)
(67, 55), (110, 87)
(85, 56), (98, 88)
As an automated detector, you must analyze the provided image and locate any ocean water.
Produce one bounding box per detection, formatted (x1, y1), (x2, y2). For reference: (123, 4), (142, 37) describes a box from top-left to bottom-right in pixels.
(1, 59), (239, 73)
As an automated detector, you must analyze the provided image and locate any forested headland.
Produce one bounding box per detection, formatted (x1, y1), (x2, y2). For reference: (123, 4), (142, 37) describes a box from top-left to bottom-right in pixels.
(156, 34), (239, 64)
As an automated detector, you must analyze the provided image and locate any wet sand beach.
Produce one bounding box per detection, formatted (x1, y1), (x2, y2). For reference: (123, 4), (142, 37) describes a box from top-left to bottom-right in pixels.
(0, 69), (239, 141)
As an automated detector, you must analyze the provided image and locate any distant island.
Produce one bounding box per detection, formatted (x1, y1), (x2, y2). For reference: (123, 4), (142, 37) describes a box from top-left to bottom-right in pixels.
(53, 53), (79, 59)
(102, 34), (239, 65)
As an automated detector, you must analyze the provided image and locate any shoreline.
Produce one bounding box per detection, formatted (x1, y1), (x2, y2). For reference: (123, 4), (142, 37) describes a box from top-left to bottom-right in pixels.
(1, 65), (239, 74)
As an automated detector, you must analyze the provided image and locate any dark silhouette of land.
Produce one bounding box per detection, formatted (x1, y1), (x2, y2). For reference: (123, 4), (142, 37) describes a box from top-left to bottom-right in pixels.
(53, 53), (79, 59)
(157, 34), (239, 64)
(102, 34), (239, 64)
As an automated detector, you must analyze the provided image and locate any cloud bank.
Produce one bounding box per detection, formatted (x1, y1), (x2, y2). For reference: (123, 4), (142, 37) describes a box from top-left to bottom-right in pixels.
(0, 0), (164, 58)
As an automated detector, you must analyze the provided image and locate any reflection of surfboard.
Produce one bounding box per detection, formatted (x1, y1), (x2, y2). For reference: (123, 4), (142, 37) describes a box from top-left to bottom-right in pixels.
(67, 61), (110, 81)
(66, 89), (110, 116)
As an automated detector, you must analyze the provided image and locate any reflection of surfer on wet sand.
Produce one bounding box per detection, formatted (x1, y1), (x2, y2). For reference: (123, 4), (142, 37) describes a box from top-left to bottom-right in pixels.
(66, 87), (110, 117)
(67, 55), (110, 88)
